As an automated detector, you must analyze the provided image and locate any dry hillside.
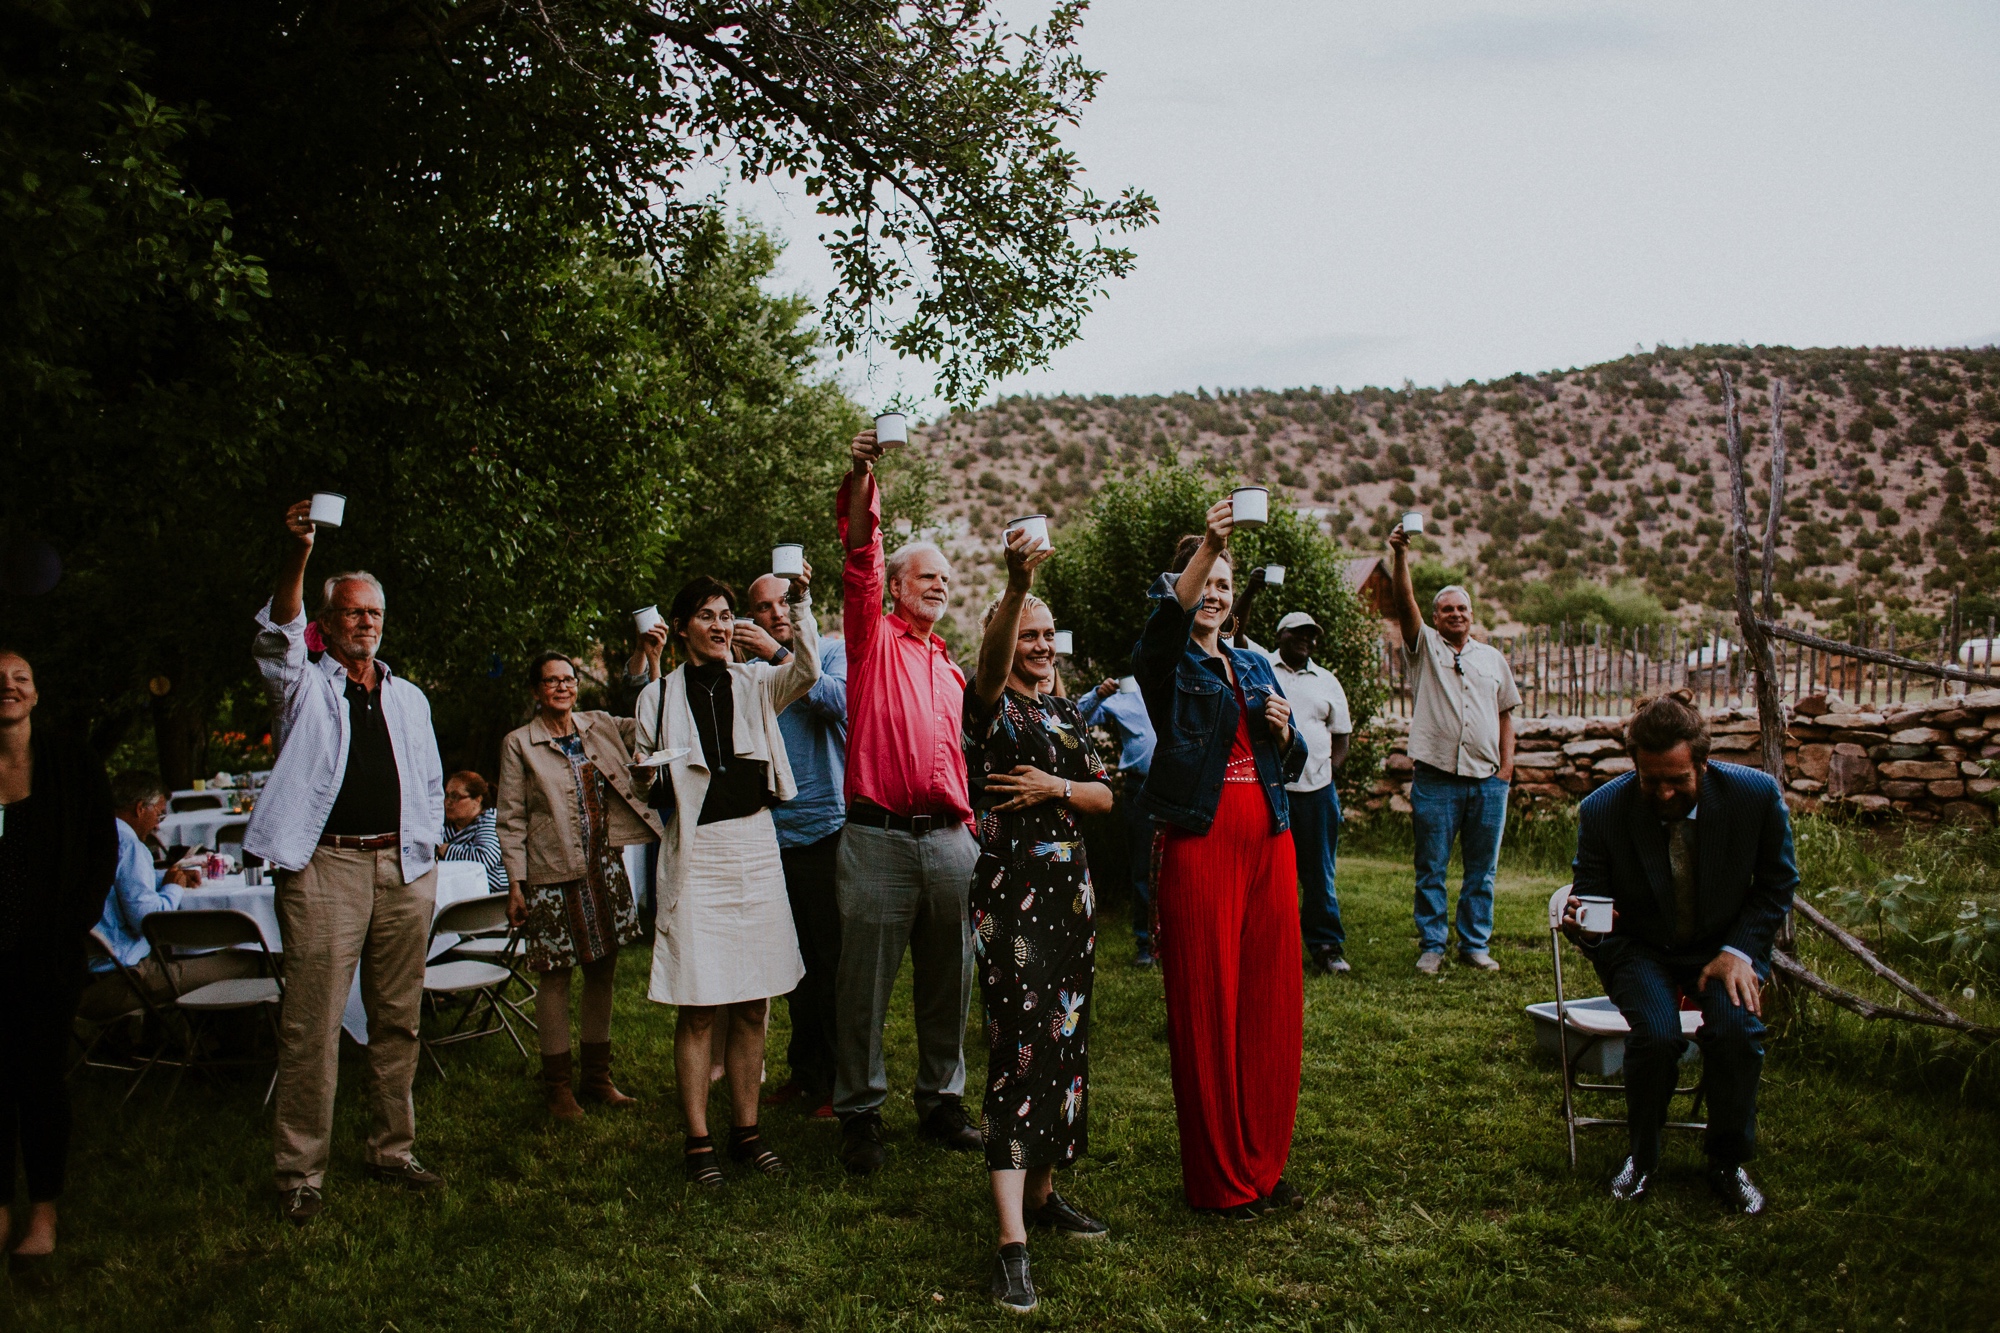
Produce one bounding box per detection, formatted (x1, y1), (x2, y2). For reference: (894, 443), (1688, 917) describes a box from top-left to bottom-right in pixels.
(905, 344), (2000, 646)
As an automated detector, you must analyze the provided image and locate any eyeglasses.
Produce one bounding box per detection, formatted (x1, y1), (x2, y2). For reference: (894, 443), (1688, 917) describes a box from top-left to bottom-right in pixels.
(538, 676), (579, 689)
(445, 790), (477, 802)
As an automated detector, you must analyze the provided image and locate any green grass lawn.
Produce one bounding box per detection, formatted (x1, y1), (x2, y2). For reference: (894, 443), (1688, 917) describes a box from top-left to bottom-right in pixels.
(12, 854), (2000, 1331)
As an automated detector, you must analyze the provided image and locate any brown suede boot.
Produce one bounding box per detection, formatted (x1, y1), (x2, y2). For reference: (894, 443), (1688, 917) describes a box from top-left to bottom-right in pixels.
(542, 1051), (585, 1122)
(579, 1041), (637, 1107)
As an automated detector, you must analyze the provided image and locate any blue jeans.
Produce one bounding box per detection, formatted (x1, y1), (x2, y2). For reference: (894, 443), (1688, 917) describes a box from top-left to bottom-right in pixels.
(1121, 784), (1154, 949)
(1410, 765), (1508, 955)
(1291, 785), (1344, 953)
(1594, 943), (1768, 1171)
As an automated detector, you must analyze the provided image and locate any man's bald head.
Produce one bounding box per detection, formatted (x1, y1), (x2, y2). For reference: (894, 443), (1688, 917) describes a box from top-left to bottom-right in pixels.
(746, 573), (794, 643)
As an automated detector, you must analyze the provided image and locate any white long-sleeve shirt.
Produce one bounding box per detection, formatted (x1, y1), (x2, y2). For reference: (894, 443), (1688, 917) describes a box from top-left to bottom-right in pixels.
(243, 600), (444, 881)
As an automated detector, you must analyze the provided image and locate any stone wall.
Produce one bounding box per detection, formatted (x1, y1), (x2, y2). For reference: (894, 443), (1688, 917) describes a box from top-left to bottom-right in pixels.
(1363, 687), (2000, 826)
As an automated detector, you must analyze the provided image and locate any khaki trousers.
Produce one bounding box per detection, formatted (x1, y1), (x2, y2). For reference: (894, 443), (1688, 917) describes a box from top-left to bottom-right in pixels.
(272, 846), (435, 1190)
(77, 951), (263, 1021)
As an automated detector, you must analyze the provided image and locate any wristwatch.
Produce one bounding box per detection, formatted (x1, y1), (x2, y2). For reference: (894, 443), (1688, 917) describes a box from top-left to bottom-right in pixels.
(1062, 780), (1072, 803)
(769, 646), (791, 665)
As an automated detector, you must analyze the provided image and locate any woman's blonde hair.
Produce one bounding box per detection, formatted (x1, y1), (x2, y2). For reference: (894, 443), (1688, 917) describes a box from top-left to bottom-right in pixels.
(980, 592), (1047, 630)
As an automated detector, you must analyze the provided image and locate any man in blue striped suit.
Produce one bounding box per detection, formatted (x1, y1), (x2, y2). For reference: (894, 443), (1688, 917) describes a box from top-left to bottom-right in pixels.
(1562, 690), (1795, 1215)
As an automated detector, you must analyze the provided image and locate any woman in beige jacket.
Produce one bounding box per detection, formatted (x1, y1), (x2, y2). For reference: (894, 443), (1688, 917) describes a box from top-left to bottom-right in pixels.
(634, 571), (817, 1186)
(496, 652), (664, 1120)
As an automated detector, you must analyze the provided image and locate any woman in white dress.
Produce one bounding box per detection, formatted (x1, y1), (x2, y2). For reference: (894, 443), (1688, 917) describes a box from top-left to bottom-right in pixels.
(634, 571), (817, 1185)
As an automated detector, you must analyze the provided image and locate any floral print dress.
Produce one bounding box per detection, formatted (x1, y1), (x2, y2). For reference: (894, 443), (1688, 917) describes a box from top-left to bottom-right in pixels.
(520, 730), (642, 971)
(965, 687), (1107, 1173)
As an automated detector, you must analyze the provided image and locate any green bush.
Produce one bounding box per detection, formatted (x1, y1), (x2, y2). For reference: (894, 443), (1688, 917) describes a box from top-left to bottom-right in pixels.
(1510, 577), (1668, 631)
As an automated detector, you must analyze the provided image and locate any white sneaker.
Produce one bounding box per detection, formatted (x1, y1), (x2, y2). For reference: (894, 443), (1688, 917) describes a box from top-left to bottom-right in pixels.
(1415, 951), (1445, 976)
(1460, 950), (1501, 973)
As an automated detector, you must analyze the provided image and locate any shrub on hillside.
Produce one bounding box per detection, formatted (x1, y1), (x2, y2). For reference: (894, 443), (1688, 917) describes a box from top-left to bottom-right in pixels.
(1511, 578), (1668, 631)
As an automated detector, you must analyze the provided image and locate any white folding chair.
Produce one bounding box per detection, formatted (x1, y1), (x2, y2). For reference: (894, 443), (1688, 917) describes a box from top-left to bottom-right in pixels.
(441, 890), (537, 1022)
(421, 893), (531, 1076)
(139, 909), (284, 1105)
(1542, 883), (1706, 1169)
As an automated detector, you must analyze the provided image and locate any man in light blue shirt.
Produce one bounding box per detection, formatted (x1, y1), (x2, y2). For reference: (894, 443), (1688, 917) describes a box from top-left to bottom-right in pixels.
(742, 570), (848, 1114)
(84, 772), (255, 1012)
(1078, 675), (1158, 966)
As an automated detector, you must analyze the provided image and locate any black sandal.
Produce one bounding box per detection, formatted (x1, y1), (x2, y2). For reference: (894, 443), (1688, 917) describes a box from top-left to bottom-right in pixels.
(684, 1134), (725, 1188)
(728, 1125), (789, 1178)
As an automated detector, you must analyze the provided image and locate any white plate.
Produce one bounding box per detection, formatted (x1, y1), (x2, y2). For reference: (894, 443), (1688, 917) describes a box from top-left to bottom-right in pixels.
(629, 747), (690, 770)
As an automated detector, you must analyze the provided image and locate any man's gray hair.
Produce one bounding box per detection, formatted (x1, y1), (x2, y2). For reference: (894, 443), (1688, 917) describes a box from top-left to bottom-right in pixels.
(885, 539), (949, 584)
(319, 570), (386, 611)
(1432, 583), (1471, 609)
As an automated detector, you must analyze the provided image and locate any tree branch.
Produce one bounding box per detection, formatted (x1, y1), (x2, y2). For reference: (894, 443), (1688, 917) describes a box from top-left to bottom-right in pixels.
(1772, 949), (1997, 1042)
(1757, 620), (2000, 688)
(1791, 895), (1962, 1021)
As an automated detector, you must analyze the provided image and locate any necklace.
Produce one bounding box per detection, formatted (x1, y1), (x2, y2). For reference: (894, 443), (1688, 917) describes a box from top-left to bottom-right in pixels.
(687, 665), (730, 772)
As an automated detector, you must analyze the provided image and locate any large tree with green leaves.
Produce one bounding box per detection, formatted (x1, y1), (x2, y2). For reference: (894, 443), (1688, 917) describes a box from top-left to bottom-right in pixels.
(1, 0), (1151, 779)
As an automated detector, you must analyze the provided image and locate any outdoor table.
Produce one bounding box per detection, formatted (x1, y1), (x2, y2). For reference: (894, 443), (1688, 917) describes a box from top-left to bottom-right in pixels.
(180, 860), (489, 1043)
(159, 808), (250, 851)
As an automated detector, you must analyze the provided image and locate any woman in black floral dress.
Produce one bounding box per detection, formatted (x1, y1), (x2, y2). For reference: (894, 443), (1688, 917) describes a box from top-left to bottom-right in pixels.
(965, 529), (1116, 1315)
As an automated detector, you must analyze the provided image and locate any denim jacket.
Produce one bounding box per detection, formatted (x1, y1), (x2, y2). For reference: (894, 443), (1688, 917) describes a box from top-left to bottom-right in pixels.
(1131, 573), (1308, 835)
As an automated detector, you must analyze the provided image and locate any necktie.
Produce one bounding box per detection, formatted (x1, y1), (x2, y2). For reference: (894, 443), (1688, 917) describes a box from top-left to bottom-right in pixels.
(1668, 819), (1698, 946)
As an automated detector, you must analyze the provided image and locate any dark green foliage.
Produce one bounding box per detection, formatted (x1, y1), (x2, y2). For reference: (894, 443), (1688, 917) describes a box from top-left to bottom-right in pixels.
(1511, 578), (1669, 631)
(1, 0), (1133, 778)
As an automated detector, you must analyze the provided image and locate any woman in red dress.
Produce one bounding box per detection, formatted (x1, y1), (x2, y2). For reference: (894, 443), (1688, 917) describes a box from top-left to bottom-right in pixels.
(1131, 498), (1309, 1218)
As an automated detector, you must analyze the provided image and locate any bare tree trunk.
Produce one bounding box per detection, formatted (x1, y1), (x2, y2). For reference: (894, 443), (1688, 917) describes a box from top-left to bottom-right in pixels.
(1719, 368), (1788, 779)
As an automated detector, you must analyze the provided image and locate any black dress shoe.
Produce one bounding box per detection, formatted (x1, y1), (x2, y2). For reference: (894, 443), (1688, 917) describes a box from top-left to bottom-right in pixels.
(990, 1242), (1037, 1313)
(1610, 1157), (1653, 1203)
(1265, 1177), (1307, 1211)
(368, 1157), (445, 1189)
(920, 1096), (985, 1152)
(1708, 1164), (1766, 1215)
(841, 1110), (887, 1176)
(1030, 1190), (1108, 1237)
(282, 1184), (325, 1226)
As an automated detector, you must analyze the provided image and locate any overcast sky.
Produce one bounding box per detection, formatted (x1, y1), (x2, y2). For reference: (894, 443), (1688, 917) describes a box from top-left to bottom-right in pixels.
(720, 0), (2000, 405)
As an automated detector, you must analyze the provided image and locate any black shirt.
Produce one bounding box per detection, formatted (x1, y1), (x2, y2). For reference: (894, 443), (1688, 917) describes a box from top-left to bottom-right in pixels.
(322, 672), (403, 837)
(683, 660), (769, 825)
(0, 792), (49, 953)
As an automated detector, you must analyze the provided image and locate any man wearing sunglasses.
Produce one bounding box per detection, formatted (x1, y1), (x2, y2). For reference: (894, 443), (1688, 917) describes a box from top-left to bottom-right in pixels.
(1388, 524), (1519, 976)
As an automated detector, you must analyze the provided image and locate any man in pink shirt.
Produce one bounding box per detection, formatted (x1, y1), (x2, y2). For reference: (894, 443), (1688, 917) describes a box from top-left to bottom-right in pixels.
(831, 427), (984, 1175)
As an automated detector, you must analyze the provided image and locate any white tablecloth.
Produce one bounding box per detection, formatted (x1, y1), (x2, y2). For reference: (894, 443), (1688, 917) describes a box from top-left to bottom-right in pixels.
(181, 861), (490, 1044)
(160, 809), (250, 851)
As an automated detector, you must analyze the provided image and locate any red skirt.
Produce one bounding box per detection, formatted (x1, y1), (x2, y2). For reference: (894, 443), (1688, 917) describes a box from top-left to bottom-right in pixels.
(1155, 780), (1303, 1209)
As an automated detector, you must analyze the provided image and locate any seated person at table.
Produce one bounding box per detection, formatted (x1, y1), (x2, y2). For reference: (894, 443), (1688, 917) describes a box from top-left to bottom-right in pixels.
(1561, 689), (1794, 1215)
(81, 771), (260, 1016)
(438, 770), (507, 894)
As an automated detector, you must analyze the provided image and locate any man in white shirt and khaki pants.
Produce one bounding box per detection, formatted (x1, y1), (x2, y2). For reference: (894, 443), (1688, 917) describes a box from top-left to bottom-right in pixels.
(246, 500), (447, 1227)
(1388, 525), (1520, 975)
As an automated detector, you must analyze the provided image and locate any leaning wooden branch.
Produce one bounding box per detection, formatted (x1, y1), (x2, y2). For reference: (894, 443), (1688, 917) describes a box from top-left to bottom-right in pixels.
(1720, 367), (1787, 778)
(1771, 950), (1998, 1042)
(1760, 380), (1786, 619)
(1791, 895), (1962, 1021)
(1756, 621), (2000, 688)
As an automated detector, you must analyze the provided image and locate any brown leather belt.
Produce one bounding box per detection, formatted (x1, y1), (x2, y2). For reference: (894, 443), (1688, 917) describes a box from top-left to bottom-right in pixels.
(319, 832), (398, 850)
